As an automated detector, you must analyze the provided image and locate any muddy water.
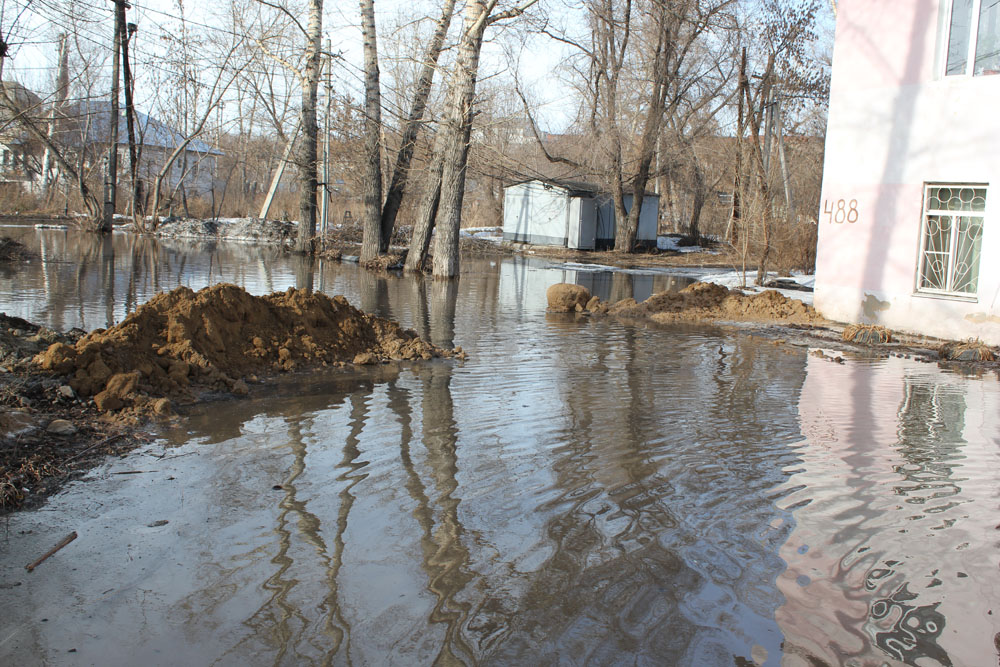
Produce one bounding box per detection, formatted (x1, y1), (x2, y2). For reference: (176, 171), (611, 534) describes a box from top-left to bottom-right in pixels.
(1, 230), (1000, 665)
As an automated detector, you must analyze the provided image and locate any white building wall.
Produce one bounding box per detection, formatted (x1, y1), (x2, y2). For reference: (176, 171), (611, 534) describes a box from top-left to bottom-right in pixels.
(566, 197), (584, 249)
(502, 182), (570, 246)
(815, 0), (1000, 344)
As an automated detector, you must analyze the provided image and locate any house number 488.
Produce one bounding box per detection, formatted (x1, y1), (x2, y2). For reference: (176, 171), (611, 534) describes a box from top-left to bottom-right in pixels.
(823, 198), (859, 224)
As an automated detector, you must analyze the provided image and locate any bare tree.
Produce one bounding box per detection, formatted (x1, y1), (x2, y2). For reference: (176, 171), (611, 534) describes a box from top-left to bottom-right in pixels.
(378, 0), (456, 252)
(296, 0), (323, 253)
(139, 19), (248, 230)
(359, 0), (384, 262)
(404, 0), (539, 278)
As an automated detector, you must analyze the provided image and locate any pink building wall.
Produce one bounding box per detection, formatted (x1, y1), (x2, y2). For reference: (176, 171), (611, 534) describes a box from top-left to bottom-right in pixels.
(815, 0), (1000, 343)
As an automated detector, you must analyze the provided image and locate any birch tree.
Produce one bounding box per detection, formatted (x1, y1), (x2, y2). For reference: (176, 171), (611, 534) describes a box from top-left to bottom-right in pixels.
(296, 0), (323, 253)
(359, 0), (384, 262)
(378, 0), (456, 252)
(404, 0), (538, 278)
(252, 0), (323, 250)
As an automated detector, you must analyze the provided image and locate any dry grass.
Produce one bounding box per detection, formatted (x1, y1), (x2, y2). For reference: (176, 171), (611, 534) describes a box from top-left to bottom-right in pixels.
(941, 339), (997, 361)
(0, 457), (59, 510)
(842, 323), (893, 344)
(0, 237), (34, 261)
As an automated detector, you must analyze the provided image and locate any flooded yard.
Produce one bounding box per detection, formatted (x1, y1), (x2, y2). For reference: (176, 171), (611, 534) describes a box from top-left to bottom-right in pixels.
(1, 229), (999, 665)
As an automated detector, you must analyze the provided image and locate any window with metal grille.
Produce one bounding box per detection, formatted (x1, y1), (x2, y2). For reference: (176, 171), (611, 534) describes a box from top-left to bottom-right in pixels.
(917, 184), (986, 296)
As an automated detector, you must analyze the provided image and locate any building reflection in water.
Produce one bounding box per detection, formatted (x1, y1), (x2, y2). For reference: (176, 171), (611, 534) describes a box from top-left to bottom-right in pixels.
(777, 354), (1000, 665)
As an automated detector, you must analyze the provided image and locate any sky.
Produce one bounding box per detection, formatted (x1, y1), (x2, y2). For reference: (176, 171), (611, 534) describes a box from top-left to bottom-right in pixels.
(2, 0), (578, 131)
(2, 0), (834, 135)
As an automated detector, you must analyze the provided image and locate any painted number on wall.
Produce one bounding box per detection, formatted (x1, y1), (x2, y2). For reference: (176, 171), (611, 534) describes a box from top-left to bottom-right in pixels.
(823, 198), (859, 224)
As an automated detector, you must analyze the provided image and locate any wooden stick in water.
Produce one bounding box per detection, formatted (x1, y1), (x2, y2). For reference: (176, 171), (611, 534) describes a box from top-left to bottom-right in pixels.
(25, 531), (77, 572)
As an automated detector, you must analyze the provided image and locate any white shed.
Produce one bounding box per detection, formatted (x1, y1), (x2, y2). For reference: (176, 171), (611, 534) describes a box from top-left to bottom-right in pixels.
(502, 179), (659, 250)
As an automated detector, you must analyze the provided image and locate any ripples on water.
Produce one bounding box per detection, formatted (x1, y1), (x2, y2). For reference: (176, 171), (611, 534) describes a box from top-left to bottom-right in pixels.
(0, 230), (998, 665)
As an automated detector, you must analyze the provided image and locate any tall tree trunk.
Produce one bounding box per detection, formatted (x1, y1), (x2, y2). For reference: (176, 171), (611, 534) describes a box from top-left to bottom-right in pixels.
(431, 0), (491, 279)
(359, 0), (383, 262)
(609, 152), (628, 249)
(615, 17), (667, 253)
(404, 146), (445, 272)
(379, 0), (456, 252)
(688, 162), (706, 244)
(296, 0), (323, 254)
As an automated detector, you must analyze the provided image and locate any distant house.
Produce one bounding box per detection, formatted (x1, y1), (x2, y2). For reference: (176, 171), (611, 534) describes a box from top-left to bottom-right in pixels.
(815, 1), (1000, 344)
(0, 81), (44, 188)
(502, 179), (659, 250)
(57, 101), (224, 198)
(0, 91), (224, 201)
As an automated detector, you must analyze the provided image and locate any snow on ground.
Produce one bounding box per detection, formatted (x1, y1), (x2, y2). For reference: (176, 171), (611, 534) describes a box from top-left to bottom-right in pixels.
(656, 235), (708, 253)
(556, 262), (668, 277)
(693, 269), (815, 305)
(460, 227), (503, 241)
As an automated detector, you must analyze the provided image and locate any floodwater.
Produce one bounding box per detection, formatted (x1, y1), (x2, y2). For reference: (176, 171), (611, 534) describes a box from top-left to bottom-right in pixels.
(1, 228), (999, 666)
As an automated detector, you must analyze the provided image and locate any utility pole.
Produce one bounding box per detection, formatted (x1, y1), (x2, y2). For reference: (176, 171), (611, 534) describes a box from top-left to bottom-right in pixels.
(41, 33), (69, 198)
(259, 120), (301, 221)
(120, 7), (140, 225)
(102, 0), (125, 233)
(773, 92), (795, 223)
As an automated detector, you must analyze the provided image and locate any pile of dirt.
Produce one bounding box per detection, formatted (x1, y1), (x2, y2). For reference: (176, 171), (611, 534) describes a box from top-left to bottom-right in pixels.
(0, 314), (83, 370)
(593, 281), (825, 325)
(547, 284), (592, 312)
(33, 283), (463, 416)
(0, 237), (34, 261)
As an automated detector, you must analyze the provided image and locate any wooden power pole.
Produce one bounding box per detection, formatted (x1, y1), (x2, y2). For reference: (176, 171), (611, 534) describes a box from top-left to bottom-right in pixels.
(41, 33), (69, 198)
(102, 0), (126, 233)
(120, 7), (140, 223)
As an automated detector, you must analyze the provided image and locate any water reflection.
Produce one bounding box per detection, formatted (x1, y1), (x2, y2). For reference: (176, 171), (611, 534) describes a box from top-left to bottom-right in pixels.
(778, 354), (1000, 665)
(498, 255), (693, 315)
(0, 229), (681, 335)
(574, 270), (694, 303)
(3, 230), (1000, 665)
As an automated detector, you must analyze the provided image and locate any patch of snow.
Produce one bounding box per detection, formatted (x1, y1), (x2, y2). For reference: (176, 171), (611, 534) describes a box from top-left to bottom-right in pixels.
(656, 235), (703, 253)
(694, 269), (815, 305)
(551, 261), (688, 277)
(460, 227), (503, 242)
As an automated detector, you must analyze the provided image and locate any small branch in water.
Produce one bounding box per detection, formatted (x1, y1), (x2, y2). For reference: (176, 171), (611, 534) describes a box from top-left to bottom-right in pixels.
(25, 531), (77, 572)
(64, 433), (126, 464)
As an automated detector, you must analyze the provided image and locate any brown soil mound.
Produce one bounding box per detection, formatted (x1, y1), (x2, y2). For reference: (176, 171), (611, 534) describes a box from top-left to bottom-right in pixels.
(33, 283), (460, 415)
(547, 283), (591, 312)
(599, 281), (825, 326)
